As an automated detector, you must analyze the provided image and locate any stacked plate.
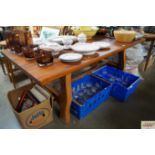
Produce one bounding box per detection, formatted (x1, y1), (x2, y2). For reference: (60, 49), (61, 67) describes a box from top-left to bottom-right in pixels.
(48, 35), (77, 44)
(71, 43), (100, 55)
(59, 53), (83, 63)
(33, 38), (44, 45)
(39, 42), (64, 56)
(39, 42), (59, 50)
(92, 41), (111, 49)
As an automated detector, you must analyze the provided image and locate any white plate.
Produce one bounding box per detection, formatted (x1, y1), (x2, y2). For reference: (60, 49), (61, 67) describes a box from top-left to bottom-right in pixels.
(59, 53), (83, 62)
(33, 38), (44, 45)
(48, 35), (77, 44)
(71, 43), (100, 54)
(93, 41), (111, 49)
(82, 51), (96, 55)
(39, 43), (64, 52)
(51, 37), (63, 44)
(44, 42), (59, 46)
(39, 44), (52, 51)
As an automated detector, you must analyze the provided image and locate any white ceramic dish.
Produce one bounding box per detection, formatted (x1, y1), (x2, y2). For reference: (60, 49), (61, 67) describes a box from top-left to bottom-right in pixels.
(83, 51), (96, 55)
(135, 32), (144, 39)
(77, 33), (87, 43)
(39, 43), (64, 56)
(59, 53), (83, 62)
(44, 42), (59, 46)
(48, 35), (77, 44)
(33, 38), (44, 45)
(50, 37), (63, 44)
(71, 43), (100, 54)
(39, 44), (52, 51)
(50, 44), (64, 56)
(93, 41), (111, 49)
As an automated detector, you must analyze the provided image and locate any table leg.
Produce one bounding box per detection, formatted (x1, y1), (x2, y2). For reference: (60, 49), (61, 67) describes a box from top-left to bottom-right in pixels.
(0, 58), (6, 75)
(5, 58), (16, 88)
(144, 40), (155, 71)
(5, 58), (12, 82)
(44, 85), (60, 103)
(118, 50), (126, 70)
(59, 74), (72, 124)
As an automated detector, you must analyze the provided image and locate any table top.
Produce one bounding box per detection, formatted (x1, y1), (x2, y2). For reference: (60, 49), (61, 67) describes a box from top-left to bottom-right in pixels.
(2, 37), (145, 86)
(144, 33), (155, 41)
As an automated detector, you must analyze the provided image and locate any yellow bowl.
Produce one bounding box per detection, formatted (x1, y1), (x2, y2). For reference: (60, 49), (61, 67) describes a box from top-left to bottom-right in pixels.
(73, 29), (98, 39)
(114, 30), (136, 43)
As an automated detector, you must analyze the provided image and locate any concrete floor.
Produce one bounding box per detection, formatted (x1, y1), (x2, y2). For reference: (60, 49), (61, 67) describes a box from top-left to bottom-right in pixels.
(0, 62), (155, 129)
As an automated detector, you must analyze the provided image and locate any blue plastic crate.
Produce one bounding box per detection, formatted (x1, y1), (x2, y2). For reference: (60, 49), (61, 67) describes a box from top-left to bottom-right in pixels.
(71, 75), (111, 119)
(92, 66), (141, 101)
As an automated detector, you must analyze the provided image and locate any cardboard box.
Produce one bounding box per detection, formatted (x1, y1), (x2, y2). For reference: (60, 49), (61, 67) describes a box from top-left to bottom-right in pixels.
(8, 84), (53, 129)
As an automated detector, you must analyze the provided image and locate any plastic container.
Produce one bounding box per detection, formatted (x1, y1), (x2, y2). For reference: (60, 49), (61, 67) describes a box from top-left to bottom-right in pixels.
(71, 75), (111, 119)
(92, 66), (141, 101)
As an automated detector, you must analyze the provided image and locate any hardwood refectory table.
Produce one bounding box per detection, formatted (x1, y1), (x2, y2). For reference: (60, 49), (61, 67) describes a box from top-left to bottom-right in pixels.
(2, 37), (145, 124)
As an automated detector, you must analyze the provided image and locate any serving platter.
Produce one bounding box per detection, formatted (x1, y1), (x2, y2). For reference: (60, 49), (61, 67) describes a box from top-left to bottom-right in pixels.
(71, 43), (100, 55)
(92, 41), (111, 49)
(59, 53), (83, 62)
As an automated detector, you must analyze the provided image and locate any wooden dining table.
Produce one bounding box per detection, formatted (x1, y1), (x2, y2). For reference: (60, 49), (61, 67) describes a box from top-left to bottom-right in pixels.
(2, 36), (145, 124)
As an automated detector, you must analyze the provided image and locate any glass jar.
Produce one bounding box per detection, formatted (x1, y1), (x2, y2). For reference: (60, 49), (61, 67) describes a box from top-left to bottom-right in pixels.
(24, 31), (33, 46)
(22, 45), (38, 60)
(4, 30), (15, 51)
(14, 43), (23, 55)
(12, 32), (23, 55)
(34, 49), (53, 66)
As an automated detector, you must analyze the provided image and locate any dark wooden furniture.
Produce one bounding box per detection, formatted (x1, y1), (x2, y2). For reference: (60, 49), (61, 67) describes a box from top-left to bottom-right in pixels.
(0, 53), (6, 75)
(144, 33), (155, 71)
(2, 30), (33, 88)
(0, 40), (7, 75)
(2, 37), (145, 124)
